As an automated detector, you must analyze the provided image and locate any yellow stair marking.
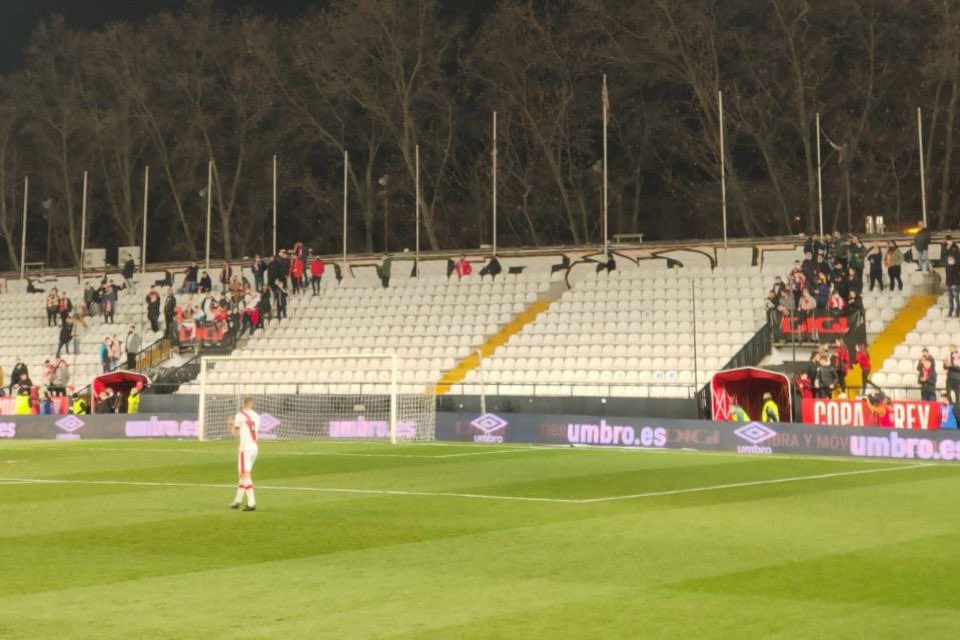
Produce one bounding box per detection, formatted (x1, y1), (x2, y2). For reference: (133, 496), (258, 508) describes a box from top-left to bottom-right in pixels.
(845, 294), (939, 393)
(432, 299), (553, 395)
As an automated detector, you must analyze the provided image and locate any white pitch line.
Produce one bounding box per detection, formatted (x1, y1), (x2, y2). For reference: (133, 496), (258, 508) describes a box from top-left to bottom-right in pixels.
(578, 463), (931, 503)
(0, 464), (931, 505)
(0, 477), (577, 504)
(85, 447), (537, 460)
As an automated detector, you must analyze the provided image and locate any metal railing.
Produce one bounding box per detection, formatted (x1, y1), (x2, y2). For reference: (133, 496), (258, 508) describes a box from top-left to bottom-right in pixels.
(722, 325), (772, 371)
(136, 336), (174, 370)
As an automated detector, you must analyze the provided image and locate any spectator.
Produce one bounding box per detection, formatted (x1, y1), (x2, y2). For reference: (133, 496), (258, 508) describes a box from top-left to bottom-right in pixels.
(827, 289), (846, 315)
(252, 254), (266, 291)
(182, 261), (199, 293)
(45, 290), (59, 326)
(229, 275), (243, 302)
(772, 276), (786, 298)
(127, 382), (142, 414)
(855, 343), (874, 393)
(480, 255), (502, 280)
(199, 271), (213, 293)
(454, 254), (473, 280)
(948, 254), (960, 318)
(795, 371), (813, 402)
(122, 254), (136, 291)
(154, 269), (174, 287)
(945, 346), (960, 405)
(817, 355), (839, 398)
(102, 284), (116, 324)
(10, 358), (27, 394)
(82, 283), (97, 315)
(99, 337), (112, 373)
(814, 274), (830, 310)
(866, 245), (884, 292)
(53, 357), (69, 395)
(258, 285), (271, 328)
(274, 282), (288, 320)
(885, 241), (904, 291)
(125, 326), (141, 370)
(58, 293), (73, 325)
(38, 392), (54, 415)
(163, 288), (177, 337)
(219, 260), (233, 294)
(941, 394), (958, 429)
(56, 316), (74, 358)
(290, 254), (304, 295)
(919, 354), (937, 401)
(914, 220), (932, 272)
(834, 338), (851, 392)
(310, 256), (325, 295)
(145, 287), (161, 332)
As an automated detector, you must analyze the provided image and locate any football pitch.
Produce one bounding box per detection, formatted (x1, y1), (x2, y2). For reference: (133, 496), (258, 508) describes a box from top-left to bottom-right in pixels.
(2, 440), (960, 639)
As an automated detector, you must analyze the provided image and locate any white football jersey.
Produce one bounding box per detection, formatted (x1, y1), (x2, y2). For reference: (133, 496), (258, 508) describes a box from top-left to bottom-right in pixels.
(234, 409), (260, 450)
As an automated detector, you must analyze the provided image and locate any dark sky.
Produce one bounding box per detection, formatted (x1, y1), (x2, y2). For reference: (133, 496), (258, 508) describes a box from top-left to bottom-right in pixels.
(0, 0), (319, 72)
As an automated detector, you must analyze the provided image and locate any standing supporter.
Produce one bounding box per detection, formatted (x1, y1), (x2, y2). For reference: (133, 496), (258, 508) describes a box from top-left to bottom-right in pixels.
(257, 285), (271, 328)
(866, 245), (884, 292)
(834, 338), (851, 392)
(229, 276), (243, 302)
(99, 338), (112, 373)
(814, 274), (830, 310)
(82, 283), (97, 315)
(220, 261), (233, 294)
(803, 234), (821, 259)
(50, 357), (70, 397)
(58, 293), (73, 325)
(46, 290), (59, 326)
(914, 220), (932, 272)
(795, 371), (813, 401)
(944, 346), (960, 405)
(145, 287), (161, 332)
(919, 355), (937, 401)
(125, 325), (141, 370)
(183, 261), (199, 293)
(827, 289), (846, 315)
(885, 241), (904, 291)
(310, 256), (325, 295)
(847, 236), (866, 279)
(163, 288), (177, 337)
(947, 254), (960, 318)
(454, 254), (473, 280)
(798, 289), (817, 340)
(855, 343), (873, 393)
(110, 334), (123, 371)
(252, 254), (266, 291)
(72, 314), (86, 354)
(274, 282), (288, 320)
(290, 254), (304, 295)
(102, 284), (116, 324)
(817, 355), (839, 398)
(122, 254), (136, 291)
(41, 359), (54, 390)
(56, 316), (74, 358)
(801, 251), (817, 285)
(846, 290), (863, 317)
(278, 251), (291, 288)
(38, 392), (53, 415)
(199, 271), (213, 293)
(10, 357), (27, 394)
(846, 267), (862, 297)
(772, 276), (786, 298)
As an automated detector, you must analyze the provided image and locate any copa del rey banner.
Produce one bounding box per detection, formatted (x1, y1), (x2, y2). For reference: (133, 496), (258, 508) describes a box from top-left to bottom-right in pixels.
(802, 398), (942, 430)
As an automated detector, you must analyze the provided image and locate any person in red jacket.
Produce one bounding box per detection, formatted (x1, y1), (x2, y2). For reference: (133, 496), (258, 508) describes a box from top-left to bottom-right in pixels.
(309, 257), (325, 296)
(855, 343), (873, 393)
(289, 256), (304, 295)
(454, 254), (473, 280)
(834, 338), (851, 393)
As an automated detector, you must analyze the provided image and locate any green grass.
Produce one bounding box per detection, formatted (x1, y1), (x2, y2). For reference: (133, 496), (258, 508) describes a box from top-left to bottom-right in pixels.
(2, 440), (960, 639)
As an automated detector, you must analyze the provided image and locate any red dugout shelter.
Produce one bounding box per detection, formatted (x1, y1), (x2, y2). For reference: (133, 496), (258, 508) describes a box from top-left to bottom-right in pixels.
(711, 367), (791, 422)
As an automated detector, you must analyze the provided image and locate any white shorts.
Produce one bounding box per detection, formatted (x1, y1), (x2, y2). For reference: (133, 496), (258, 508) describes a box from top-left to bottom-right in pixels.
(238, 448), (258, 475)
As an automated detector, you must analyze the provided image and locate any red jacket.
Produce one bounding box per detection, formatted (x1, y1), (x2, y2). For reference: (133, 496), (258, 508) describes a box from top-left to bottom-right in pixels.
(455, 259), (473, 278)
(310, 259), (325, 277)
(856, 350), (871, 371)
(290, 258), (304, 278)
(835, 346), (851, 372)
(795, 377), (813, 400)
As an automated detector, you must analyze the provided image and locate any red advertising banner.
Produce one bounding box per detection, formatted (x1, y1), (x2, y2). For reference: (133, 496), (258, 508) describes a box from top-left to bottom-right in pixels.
(801, 398), (942, 430)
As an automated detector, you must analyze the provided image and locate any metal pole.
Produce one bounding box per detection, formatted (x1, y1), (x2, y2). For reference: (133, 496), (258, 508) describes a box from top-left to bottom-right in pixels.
(476, 348), (486, 417)
(272, 154), (278, 256)
(205, 160), (212, 270)
(141, 166), (149, 274)
(19, 176), (28, 279)
(80, 170), (88, 279)
(415, 144), (420, 278)
(918, 107), (928, 227)
(492, 111), (497, 256)
(719, 90), (728, 248)
(342, 150), (348, 273)
(602, 75), (609, 258)
(816, 112), (824, 237)
(691, 278), (699, 391)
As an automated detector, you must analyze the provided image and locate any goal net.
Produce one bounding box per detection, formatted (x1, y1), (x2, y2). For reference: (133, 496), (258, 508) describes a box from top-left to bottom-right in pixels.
(197, 354), (436, 443)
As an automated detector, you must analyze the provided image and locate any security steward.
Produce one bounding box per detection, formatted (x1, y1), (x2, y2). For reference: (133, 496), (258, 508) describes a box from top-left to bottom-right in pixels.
(729, 404), (750, 422)
(761, 392), (780, 423)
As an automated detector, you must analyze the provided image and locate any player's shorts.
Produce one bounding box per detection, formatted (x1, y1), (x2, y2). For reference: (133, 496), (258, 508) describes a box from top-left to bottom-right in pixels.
(238, 448), (258, 475)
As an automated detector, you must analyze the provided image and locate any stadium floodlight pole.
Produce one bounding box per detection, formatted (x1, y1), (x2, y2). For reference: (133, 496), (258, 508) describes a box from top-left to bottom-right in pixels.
(718, 90), (728, 248)
(80, 170), (88, 280)
(141, 166), (149, 274)
(415, 144), (420, 278)
(19, 176), (28, 279)
(918, 107), (928, 227)
(816, 112), (824, 237)
(272, 154), (278, 257)
(205, 160), (212, 270)
(602, 75), (609, 258)
(343, 150), (348, 274)
(492, 111), (497, 256)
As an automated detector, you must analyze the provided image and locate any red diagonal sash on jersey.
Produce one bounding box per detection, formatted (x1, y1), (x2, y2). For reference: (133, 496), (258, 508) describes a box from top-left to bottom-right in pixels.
(240, 410), (257, 442)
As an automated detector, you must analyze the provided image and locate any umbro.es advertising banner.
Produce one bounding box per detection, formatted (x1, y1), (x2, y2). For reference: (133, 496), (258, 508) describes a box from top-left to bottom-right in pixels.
(436, 412), (960, 462)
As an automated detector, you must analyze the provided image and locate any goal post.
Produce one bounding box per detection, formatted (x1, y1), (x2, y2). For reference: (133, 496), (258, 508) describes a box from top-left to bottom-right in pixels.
(196, 353), (435, 444)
